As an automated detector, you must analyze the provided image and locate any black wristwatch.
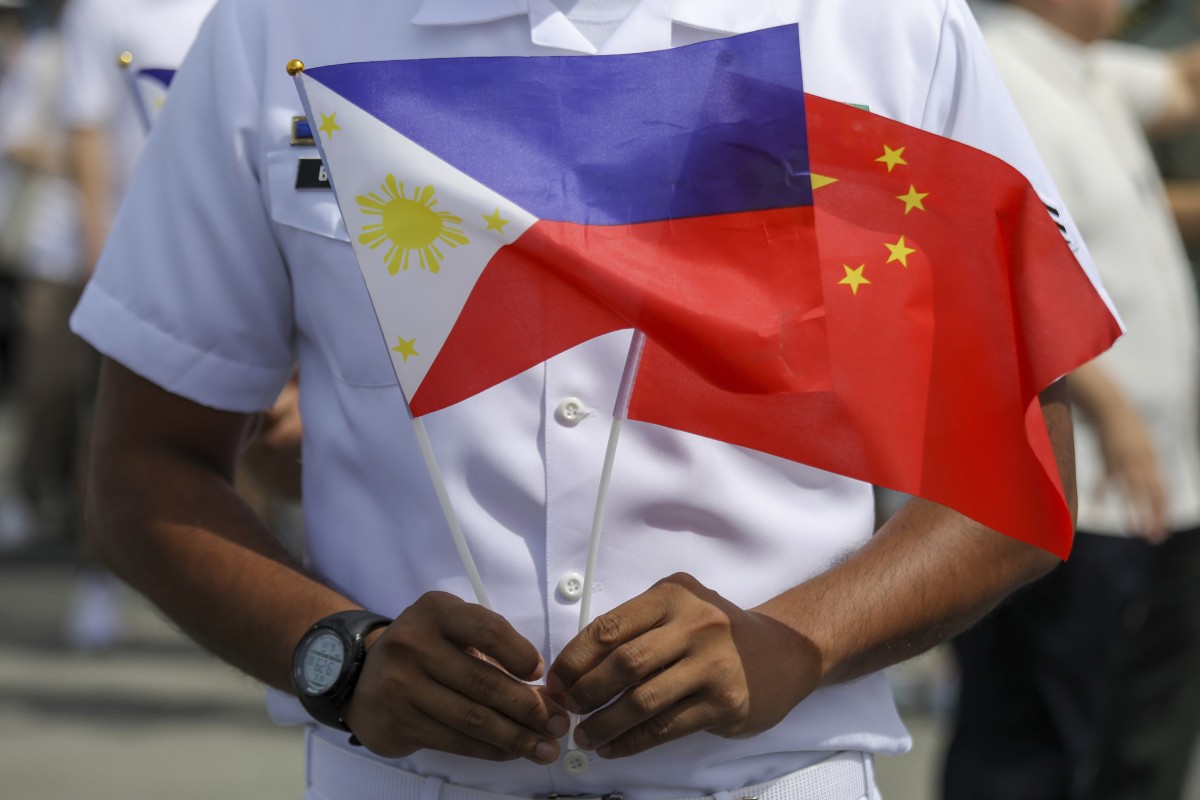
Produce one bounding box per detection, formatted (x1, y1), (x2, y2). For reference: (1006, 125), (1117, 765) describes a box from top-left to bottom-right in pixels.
(291, 610), (392, 733)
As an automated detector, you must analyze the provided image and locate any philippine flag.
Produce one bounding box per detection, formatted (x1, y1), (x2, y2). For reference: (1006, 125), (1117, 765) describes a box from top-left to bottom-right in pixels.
(294, 26), (831, 417)
(120, 55), (176, 132)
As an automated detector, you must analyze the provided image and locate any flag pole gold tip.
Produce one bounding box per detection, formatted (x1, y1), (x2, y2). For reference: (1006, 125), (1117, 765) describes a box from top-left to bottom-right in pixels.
(286, 59), (305, 76)
(117, 51), (133, 68)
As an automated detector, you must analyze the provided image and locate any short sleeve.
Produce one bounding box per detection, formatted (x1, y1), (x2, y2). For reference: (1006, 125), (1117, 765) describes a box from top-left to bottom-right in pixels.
(70, 0), (295, 412)
(1091, 40), (1173, 129)
(59, 0), (120, 129)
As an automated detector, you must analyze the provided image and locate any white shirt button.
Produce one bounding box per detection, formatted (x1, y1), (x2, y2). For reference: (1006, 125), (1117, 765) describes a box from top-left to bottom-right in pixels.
(561, 749), (590, 776)
(555, 397), (586, 426)
(557, 572), (585, 602)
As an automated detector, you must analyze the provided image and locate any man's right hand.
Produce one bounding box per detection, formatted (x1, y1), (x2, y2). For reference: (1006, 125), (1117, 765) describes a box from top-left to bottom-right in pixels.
(345, 592), (568, 763)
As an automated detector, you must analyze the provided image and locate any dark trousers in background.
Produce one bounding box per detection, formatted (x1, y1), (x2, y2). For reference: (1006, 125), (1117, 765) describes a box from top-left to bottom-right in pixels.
(941, 532), (1153, 800)
(12, 279), (95, 518)
(1084, 526), (1200, 800)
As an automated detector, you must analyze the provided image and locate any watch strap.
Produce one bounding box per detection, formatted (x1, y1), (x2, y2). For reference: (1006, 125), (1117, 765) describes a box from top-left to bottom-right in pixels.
(292, 609), (392, 732)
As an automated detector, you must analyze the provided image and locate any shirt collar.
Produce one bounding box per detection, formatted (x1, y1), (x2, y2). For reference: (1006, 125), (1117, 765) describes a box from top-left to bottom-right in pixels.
(411, 0), (794, 53)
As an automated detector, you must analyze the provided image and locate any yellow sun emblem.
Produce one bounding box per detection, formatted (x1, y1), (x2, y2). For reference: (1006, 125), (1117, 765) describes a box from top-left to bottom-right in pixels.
(357, 175), (469, 274)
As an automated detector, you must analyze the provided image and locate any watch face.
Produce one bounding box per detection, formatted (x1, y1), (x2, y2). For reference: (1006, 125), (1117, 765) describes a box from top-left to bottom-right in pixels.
(300, 631), (346, 695)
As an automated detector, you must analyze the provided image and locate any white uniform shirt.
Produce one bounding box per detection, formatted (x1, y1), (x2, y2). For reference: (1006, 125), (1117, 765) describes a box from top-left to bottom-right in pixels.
(71, 0), (1096, 795)
(58, 0), (216, 197)
(978, 4), (1200, 535)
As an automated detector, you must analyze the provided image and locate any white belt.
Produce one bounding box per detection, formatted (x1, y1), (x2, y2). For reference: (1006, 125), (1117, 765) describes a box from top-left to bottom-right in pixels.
(306, 729), (874, 800)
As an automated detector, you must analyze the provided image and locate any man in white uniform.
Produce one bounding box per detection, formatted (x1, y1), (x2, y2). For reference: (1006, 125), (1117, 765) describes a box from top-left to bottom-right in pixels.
(59, 0), (216, 267)
(70, 2), (1094, 798)
(945, 2), (1200, 799)
(0, 5), (88, 552)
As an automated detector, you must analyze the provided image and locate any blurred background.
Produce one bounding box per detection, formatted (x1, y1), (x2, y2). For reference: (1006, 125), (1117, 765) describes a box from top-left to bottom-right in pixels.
(1, 0), (1200, 797)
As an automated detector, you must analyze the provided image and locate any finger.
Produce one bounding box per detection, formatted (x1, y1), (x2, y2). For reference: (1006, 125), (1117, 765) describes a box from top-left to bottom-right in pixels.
(549, 595), (666, 693)
(436, 647), (570, 737)
(566, 623), (686, 714)
(574, 660), (695, 750)
(593, 693), (712, 759)
(409, 685), (559, 763)
(430, 596), (545, 681)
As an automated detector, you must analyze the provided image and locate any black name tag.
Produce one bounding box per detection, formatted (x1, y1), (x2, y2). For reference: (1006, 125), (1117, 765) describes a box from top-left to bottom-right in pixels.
(295, 158), (331, 190)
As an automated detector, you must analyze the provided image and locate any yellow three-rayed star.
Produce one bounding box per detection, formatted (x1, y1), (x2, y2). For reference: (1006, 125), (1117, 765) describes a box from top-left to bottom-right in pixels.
(392, 336), (420, 362)
(897, 185), (929, 214)
(876, 145), (908, 173)
(811, 173), (839, 190)
(319, 112), (341, 139)
(839, 264), (870, 295)
(483, 208), (510, 233)
(885, 235), (917, 268)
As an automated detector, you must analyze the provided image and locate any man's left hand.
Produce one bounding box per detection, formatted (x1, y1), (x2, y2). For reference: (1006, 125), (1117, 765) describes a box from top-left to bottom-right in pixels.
(545, 573), (819, 758)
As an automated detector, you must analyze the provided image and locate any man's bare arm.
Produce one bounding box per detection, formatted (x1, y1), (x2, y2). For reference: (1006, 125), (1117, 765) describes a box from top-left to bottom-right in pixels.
(86, 358), (342, 689)
(549, 380), (1071, 757)
(1064, 360), (1166, 541)
(87, 358), (566, 761)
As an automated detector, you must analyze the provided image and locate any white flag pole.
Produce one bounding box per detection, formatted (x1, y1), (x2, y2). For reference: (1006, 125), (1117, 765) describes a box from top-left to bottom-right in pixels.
(566, 331), (645, 750)
(578, 330), (645, 631)
(411, 415), (493, 611)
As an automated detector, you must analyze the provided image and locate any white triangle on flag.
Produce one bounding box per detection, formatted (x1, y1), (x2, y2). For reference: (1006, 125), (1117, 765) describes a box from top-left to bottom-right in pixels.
(298, 72), (539, 403)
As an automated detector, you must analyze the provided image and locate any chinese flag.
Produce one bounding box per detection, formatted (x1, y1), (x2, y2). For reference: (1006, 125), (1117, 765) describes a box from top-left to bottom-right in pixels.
(625, 95), (1122, 558)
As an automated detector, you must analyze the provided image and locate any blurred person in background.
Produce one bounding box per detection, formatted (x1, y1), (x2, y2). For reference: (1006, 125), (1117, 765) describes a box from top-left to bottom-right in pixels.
(944, 1), (1200, 799)
(58, 0), (217, 269)
(1082, 2), (1200, 798)
(0, 0), (90, 555)
(0, 0), (28, 391)
(26, 0), (219, 648)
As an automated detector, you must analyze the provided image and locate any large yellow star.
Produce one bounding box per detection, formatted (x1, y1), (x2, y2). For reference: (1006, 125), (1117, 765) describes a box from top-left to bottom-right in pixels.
(876, 145), (908, 173)
(483, 208), (510, 233)
(839, 264), (870, 295)
(391, 336), (419, 362)
(319, 112), (342, 139)
(884, 235), (917, 268)
(897, 185), (929, 214)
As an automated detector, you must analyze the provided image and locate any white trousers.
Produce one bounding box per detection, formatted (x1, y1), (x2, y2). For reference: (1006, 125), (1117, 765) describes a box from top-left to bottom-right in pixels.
(302, 726), (883, 800)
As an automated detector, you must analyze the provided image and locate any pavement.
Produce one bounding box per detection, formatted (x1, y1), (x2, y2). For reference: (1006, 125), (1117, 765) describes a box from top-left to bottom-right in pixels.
(0, 556), (305, 800)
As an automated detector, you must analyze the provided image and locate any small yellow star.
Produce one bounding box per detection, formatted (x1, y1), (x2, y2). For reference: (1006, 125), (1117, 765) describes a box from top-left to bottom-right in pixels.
(483, 208), (510, 233)
(897, 185), (928, 214)
(884, 235), (917, 268)
(318, 112), (341, 139)
(391, 336), (419, 362)
(839, 264), (870, 295)
(876, 145), (908, 173)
